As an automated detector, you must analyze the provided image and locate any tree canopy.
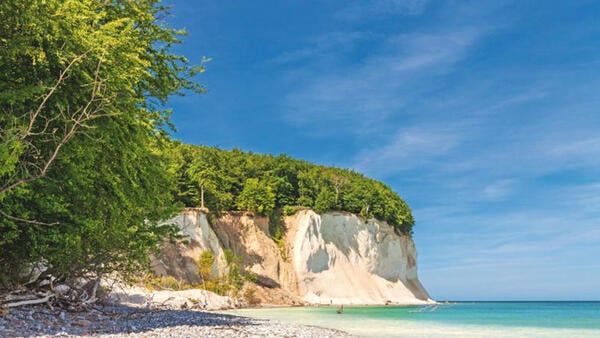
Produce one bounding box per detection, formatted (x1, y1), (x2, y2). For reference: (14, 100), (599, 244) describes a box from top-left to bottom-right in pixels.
(167, 143), (415, 235)
(0, 0), (203, 287)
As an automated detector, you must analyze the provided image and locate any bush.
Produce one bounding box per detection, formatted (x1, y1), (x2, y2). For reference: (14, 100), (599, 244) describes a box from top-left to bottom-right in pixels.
(243, 287), (261, 305)
(245, 271), (259, 283)
(197, 251), (215, 282)
(141, 275), (185, 291)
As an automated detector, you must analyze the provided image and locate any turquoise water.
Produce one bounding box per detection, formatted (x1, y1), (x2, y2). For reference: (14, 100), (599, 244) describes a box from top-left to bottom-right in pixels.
(227, 302), (600, 337)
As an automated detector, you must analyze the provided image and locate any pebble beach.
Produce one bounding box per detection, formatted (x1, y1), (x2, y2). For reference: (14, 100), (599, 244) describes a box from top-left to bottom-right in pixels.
(0, 305), (352, 337)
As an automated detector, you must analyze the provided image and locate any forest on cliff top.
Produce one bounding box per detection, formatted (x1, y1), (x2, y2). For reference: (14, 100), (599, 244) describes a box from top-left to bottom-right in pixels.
(166, 142), (414, 234)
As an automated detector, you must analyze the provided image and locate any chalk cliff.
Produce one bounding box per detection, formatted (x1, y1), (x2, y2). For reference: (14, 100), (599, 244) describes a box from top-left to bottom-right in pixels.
(153, 208), (433, 305)
(151, 211), (227, 284)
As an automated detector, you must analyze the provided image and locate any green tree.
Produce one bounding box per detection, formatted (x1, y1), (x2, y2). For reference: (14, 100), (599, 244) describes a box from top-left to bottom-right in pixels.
(296, 167), (322, 207)
(236, 178), (276, 215)
(268, 155), (301, 207)
(314, 188), (336, 214)
(188, 147), (222, 209)
(165, 142), (201, 207)
(0, 0), (204, 287)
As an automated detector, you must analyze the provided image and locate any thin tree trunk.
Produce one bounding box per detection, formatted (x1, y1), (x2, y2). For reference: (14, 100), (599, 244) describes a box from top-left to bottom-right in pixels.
(200, 186), (205, 209)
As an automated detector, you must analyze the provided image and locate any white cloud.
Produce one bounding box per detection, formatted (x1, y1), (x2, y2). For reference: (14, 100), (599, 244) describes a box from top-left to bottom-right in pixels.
(487, 225), (600, 255)
(482, 179), (514, 200)
(353, 127), (461, 174)
(381, 31), (477, 71)
(337, 0), (429, 22)
(561, 182), (600, 214)
(548, 137), (600, 157)
(281, 29), (481, 133)
(272, 31), (372, 65)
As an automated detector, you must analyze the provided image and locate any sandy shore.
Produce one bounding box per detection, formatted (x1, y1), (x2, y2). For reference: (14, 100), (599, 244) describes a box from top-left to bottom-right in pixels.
(0, 305), (353, 337)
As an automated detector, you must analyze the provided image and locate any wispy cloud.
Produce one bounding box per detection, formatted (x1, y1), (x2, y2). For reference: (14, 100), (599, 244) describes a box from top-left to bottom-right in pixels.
(379, 30), (478, 72)
(435, 121), (600, 179)
(481, 179), (515, 200)
(353, 126), (462, 175)
(336, 0), (430, 22)
(281, 28), (481, 134)
(562, 182), (600, 214)
(548, 137), (600, 157)
(272, 31), (372, 65)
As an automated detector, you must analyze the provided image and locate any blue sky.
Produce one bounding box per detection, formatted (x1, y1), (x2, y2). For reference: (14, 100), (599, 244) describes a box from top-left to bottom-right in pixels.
(163, 0), (600, 301)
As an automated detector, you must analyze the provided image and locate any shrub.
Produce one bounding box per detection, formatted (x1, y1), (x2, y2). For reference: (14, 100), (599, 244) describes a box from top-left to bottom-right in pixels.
(197, 250), (215, 284)
(243, 287), (260, 306)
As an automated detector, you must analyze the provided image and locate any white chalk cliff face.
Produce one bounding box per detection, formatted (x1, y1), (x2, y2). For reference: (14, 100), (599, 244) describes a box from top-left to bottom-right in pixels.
(289, 210), (432, 304)
(152, 210), (227, 283)
(153, 208), (433, 305)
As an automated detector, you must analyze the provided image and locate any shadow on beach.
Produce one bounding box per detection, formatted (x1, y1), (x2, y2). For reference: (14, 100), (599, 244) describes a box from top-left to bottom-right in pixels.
(1, 305), (264, 337)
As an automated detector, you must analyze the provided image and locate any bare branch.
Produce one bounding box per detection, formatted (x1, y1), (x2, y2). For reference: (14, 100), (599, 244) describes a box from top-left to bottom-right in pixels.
(23, 52), (89, 140)
(0, 49), (112, 197)
(0, 210), (60, 226)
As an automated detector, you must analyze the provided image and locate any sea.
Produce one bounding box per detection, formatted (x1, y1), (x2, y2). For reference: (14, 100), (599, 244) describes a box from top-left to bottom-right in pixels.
(227, 302), (600, 337)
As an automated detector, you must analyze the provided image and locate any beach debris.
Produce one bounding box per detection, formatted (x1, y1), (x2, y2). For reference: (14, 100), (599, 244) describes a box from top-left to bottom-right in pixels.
(1, 290), (55, 309)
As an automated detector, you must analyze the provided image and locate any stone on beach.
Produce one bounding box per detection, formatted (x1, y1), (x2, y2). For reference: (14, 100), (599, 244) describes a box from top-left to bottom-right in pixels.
(0, 305), (353, 337)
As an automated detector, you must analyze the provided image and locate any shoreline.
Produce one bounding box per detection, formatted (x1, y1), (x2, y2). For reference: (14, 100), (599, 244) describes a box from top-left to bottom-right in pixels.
(249, 302), (437, 309)
(248, 297), (438, 308)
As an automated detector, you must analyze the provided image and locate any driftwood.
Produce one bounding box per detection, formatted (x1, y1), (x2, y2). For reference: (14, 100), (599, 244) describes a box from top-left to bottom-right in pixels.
(0, 270), (112, 312)
(0, 278), (102, 309)
(3, 294), (54, 308)
(3, 294), (39, 302)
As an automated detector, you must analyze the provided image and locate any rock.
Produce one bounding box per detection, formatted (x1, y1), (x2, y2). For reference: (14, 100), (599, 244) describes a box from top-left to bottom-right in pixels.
(75, 319), (92, 327)
(22, 259), (48, 285)
(104, 283), (236, 311)
(53, 284), (70, 296)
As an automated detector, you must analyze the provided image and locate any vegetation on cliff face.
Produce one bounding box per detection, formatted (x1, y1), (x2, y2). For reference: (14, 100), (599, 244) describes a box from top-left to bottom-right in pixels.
(166, 142), (415, 234)
(0, 0), (203, 287)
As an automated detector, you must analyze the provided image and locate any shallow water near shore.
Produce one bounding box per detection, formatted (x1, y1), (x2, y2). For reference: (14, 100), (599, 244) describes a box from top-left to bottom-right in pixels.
(227, 301), (600, 337)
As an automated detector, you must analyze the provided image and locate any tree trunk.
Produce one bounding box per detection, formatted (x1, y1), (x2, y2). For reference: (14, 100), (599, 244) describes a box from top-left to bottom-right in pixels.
(200, 185), (205, 209)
